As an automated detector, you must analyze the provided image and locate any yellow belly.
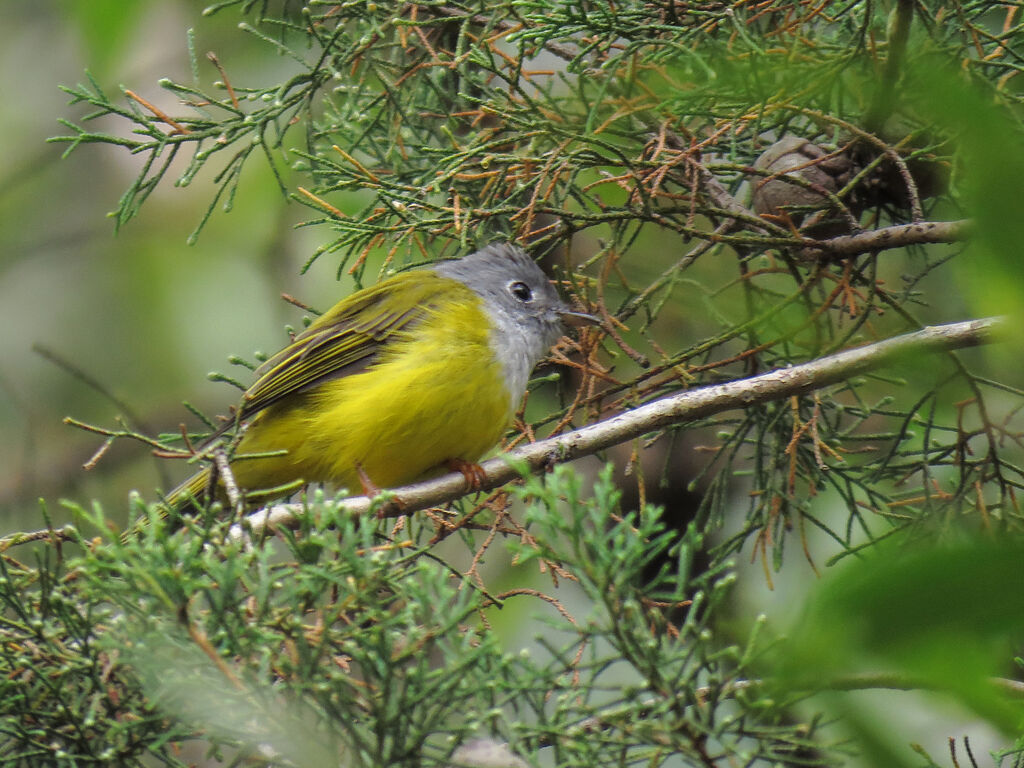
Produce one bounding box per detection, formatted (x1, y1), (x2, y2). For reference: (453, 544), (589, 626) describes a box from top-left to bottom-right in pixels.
(229, 296), (513, 495)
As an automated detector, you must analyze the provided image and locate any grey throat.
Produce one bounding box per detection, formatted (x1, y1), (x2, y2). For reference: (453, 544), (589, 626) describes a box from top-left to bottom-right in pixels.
(434, 243), (569, 410)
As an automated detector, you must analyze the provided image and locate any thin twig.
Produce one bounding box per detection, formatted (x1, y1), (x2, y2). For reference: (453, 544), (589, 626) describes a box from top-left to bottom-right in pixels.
(0, 525), (77, 553)
(206, 52), (240, 110)
(531, 672), (1024, 750)
(124, 89), (191, 134)
(431, 5), (579, 61)
(33, 344), (149, 432)
(802, 219), (970, 257)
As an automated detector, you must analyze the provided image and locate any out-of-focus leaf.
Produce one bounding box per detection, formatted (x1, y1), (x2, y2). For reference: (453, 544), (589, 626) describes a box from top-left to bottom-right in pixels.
(125, 628), (341, 767)
(909, 61), (1024, 324)
(777, 536), (1024, 735)
(822, 696), (922, 768)
(60, 0), (150, 77)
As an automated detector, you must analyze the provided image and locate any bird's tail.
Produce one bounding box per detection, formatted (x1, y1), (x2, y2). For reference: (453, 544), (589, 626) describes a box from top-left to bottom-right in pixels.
(165, 467), (217, 514)
(121, 467), (214, 541)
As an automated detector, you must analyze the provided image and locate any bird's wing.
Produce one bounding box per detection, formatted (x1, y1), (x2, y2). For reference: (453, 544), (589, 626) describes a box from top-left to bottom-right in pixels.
(238, 270), (449, 418)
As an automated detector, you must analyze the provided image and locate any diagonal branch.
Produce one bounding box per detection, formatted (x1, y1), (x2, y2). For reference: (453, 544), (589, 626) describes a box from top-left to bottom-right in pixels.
(239, 317), (1003, 536)
(0, 318), (1002, 551)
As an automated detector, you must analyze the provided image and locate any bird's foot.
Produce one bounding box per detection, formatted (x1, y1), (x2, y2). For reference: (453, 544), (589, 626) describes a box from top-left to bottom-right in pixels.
(355, 462), (381, 498)
(445, 458), (488, 491)
(355, 463), (406, 517)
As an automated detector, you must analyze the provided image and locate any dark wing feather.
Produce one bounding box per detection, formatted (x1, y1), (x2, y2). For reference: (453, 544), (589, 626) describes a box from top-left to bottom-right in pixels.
(238, 270), (447, 418)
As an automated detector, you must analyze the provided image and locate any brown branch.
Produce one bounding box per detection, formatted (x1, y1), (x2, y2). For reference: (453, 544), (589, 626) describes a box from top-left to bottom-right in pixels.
(0, 525), (76, 553)
(803, 219), (971, 257)
(238, 317), (1002, 537)
(206, 52), (240, 111)
(124, 89), (191, 135)
(431, 5), (579, 61)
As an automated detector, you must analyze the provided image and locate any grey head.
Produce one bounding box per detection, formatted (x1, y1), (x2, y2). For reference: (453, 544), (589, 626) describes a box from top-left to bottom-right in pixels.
(434, 243), (584, 404)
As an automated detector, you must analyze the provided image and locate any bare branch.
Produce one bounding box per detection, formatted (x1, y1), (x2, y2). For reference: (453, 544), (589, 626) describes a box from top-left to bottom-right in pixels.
(1, 318), (998, 552)
(240, 317), (1002, 536)
(804, 219), (971, 257)
(0, 525), (77, 553)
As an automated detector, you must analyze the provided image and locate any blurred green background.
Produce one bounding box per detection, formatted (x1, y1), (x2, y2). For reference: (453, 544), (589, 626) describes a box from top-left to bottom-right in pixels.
(1, 3), (1019, 764)
(0, 1), (343, 523)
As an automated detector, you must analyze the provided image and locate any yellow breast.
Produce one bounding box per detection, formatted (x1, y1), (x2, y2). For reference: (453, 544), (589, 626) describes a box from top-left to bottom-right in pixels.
(229, 288), (513, 494)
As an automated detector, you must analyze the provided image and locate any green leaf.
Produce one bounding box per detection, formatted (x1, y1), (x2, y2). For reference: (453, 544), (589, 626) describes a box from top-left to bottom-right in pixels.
(908, 61), (1024, 324)
(778, 535), (1024, 735)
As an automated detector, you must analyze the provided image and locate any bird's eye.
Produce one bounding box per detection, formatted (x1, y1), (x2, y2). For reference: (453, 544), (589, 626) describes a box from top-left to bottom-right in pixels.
(509, 281), (533, 302)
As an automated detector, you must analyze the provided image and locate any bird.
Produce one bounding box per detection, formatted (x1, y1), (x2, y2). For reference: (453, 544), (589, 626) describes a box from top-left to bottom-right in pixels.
(159, 242), (593, 518)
